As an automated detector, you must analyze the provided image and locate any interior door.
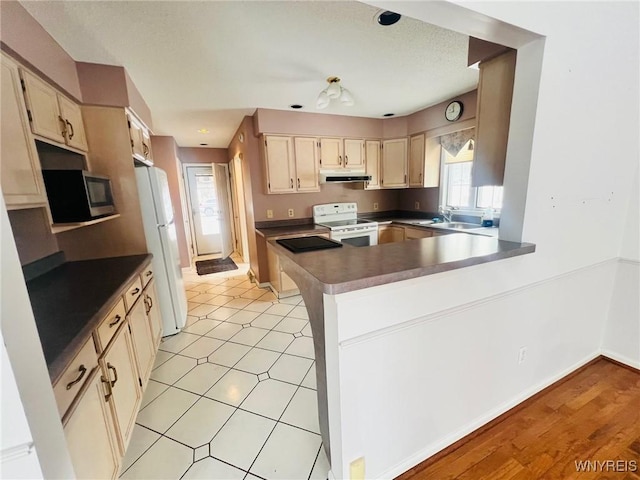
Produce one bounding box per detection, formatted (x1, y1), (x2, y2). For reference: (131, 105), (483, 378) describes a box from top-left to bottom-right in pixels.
(185, 166), (220, 255)
(214, 163), (234, 259)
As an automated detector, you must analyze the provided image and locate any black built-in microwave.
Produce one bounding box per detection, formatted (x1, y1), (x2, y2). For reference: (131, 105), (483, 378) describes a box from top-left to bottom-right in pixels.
(42, 170), (116, 223)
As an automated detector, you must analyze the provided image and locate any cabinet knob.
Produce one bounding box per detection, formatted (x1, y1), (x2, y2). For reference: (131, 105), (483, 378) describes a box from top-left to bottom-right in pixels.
(145, 270), (153, 277)
(66, 365), (87, 390)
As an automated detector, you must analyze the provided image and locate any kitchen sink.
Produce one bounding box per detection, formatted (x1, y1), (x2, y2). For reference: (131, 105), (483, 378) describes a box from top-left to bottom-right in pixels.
(398, 219), (434, 226)
(431, 222), (480, 230)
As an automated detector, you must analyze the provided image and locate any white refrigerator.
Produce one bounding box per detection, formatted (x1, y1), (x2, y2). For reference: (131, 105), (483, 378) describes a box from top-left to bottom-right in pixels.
(135, 166), (188, 335)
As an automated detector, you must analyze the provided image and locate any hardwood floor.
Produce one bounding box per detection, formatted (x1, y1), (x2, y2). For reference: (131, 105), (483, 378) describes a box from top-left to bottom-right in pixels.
(397, 358), (640, 480)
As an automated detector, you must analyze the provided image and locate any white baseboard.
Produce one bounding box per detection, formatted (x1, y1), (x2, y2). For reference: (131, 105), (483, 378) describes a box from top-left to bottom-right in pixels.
(601, 349), (640, 370)
(379, 351), (601, 480)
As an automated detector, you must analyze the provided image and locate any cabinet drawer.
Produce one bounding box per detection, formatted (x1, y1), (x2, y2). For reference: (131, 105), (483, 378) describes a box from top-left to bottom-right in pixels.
(124, 277), (143, 312)
(96, 299), (127, 352)
(53, 337), (98, 418)
(140, 264), (154, 287)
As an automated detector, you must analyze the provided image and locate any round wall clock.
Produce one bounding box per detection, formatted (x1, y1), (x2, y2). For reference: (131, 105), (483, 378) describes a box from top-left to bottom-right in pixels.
(445, 101), (463, 122)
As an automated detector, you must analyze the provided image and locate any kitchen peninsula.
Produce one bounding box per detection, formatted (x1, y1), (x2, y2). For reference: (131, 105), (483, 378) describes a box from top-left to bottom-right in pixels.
(268, 234), (535, 479)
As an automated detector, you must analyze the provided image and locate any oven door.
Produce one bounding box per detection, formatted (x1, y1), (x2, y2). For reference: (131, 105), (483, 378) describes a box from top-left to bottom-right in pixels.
(331, 227), (378, 247)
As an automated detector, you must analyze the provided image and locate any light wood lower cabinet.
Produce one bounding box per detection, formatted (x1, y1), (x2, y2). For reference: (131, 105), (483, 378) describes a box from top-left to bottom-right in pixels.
(378, 225), (406, 244)
(144, 279), (163, 349)
(101, 322), (142, 455)
(404, 227), (433, 240)
(127, 296), (155, 389)
(63, 368), (121, 480)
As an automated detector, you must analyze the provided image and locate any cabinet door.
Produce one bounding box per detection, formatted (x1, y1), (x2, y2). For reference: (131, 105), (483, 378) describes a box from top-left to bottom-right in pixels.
(102, 323), (141, 454)
(58, 95), (88, 151)
(63, 368), (120, 480)
(128, 115), (145, 160)
(378, 225), (405, 244)
(409, 134), (425, 187)
(127, 296), (155, 388)
(424, 136), (441, 188)
(473, 50), (516, 187)
(293, 137), (320, 192)
(20, 69), (65, 144)
(264, 136), (295, 193)
(1, 54), (47, 208)
(319, 137), (343, 169)
(404, 227), (433, 240)
(381, 138), (408, 188)
(343, 139), (364, 168)
(141, 129), (153, 163)
(364, 140), (381, 190)
(144, 280), (163, 348)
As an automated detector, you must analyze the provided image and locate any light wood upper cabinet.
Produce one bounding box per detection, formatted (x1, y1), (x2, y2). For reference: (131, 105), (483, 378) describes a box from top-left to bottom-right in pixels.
(264, 135), (295, 193)
(381, 138), (408, 188)
(319, 137), (365, 170)
(20, 69), (88, 151)
(264, 135), (320, 194)
(63, 368), (121, 480)
(424, 136), (442, 188)
(58, 95), (89, 151)
(472, 49), (516, 187)
(128, 113), (153, 164)
(343, 139), (365, 169)
(293, 137), (320, 192)
(101, 323), (141, 454)
(364, 140), (381, 190)
(318, 137), (343, 169)
(408, 134), (426, 187)
(0, 54), (47, 209)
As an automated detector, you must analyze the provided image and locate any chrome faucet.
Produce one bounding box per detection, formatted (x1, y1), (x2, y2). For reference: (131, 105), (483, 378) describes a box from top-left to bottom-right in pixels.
(439, 205), (456, 223)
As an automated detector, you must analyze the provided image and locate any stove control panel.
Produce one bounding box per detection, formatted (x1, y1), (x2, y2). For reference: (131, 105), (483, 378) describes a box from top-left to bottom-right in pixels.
(313, 202), (357, 217)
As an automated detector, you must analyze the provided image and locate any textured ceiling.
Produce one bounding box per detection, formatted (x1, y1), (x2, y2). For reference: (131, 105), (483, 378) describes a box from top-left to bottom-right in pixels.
(19, 1), (479, 148)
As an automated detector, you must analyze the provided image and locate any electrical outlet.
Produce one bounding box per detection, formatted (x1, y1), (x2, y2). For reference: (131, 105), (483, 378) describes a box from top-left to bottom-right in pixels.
(373, 202), (379, 211)
(266, 209), (274, 219)
(350, 457), (365, 480)
(518, 347), (527, 364)
(415, 201), (420, 210)
(288, 208), (294, 218)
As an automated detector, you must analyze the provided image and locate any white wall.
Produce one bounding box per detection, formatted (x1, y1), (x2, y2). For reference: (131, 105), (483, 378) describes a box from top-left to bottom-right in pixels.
(329, 1), (640, 478)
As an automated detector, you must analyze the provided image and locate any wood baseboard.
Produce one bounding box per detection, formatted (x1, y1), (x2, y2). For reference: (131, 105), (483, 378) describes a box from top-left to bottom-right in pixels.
(601, 354), (640, 373)
(395, 355), (606, 479)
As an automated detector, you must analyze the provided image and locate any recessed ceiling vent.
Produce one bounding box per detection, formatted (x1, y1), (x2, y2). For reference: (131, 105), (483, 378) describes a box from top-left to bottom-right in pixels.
(376, 11), (401, 26)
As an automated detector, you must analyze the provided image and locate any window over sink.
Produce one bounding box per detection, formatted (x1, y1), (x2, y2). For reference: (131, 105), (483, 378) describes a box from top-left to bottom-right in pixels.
(439, 135), (503, 215)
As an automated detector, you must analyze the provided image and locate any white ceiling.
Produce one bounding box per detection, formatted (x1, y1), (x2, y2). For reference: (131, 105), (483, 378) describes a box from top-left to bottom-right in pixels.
(19, 1), (479, 148)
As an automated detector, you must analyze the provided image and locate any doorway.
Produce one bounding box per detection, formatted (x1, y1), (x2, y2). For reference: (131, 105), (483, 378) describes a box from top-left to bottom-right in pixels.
(183, 165), (233, 257)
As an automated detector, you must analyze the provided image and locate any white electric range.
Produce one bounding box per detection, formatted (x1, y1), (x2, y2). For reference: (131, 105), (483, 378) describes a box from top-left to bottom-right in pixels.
(312, 203), (378, 247)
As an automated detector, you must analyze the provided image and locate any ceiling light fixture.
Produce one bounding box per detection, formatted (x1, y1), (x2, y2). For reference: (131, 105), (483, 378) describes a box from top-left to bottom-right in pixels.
(316, 76), (354, 109)
(197, 128), (210, 134)
(376, 10), (401, 26)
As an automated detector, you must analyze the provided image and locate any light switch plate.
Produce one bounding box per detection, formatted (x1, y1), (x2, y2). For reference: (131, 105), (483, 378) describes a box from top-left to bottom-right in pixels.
(288, 208), (294, 217)
(373, 202), (379, 210)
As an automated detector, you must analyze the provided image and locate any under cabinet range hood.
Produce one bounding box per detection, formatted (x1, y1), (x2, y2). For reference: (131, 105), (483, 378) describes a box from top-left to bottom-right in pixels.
(319, 172), (372, 183)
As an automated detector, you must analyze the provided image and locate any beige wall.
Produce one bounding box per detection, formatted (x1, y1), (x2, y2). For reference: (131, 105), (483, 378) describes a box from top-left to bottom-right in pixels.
(0, 1), (82, 101)
(125, 71), (153, 129)
(7, 208), (59, 265)
(407, 90), (477, 135)
(227, 117), (263, 281)
(151, 136), (191, 268)
(254, 109), (383, 138)
(77, 63), (129, 108)
(178, 147), (228, 164)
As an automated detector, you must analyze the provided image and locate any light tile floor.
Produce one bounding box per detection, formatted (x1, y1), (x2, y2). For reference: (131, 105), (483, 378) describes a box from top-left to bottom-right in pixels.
(120, 262), (330, 480)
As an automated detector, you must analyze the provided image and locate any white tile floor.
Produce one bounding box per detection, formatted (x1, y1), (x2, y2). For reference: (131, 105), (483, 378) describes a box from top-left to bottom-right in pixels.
(120, 259), (329, 480)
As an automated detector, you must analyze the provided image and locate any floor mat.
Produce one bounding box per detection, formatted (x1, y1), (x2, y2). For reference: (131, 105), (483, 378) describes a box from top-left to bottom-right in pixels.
(195, 257), (238, 275)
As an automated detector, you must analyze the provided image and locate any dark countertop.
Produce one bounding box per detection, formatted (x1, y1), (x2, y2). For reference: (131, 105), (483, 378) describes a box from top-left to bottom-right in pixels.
(256, 224), (331, 238)
(26, 254), (152, 383)
(269, 233), (535, 294)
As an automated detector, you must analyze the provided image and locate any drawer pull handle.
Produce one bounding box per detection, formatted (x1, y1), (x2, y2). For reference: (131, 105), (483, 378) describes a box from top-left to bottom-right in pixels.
(101, 375), (113, 402)
(66, 120), (74, 140)
(131, 287), (140, 296)
(66, 365), (87, 390)
(144, 296), (151, 315)
(108, 314), (122, 328)
(107, 363), (118, 387)
(145, 271), (153, 277)
(147, 295), (153, 310)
